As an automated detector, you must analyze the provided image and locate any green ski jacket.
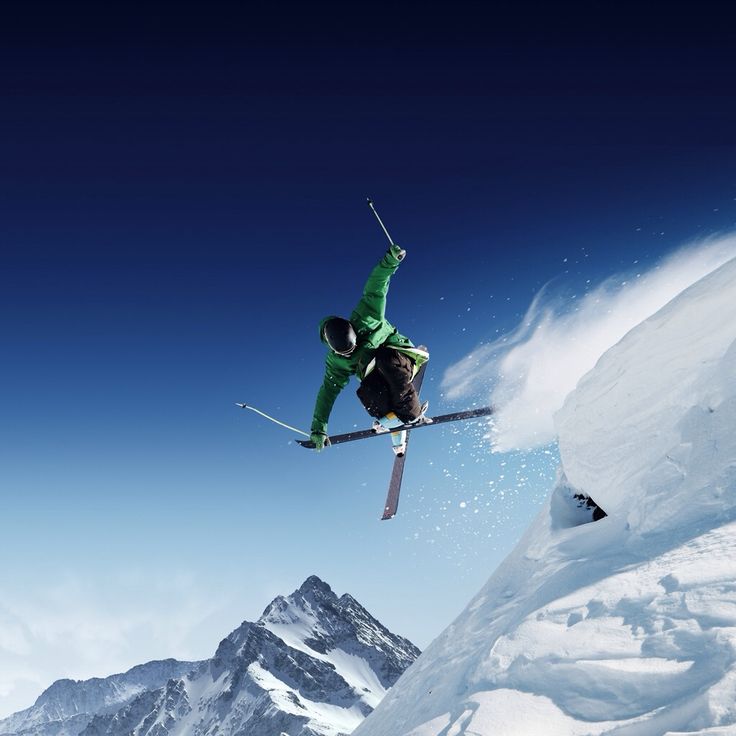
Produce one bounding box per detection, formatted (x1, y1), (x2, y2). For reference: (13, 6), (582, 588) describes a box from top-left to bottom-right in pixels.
(310, 247), (429, 436)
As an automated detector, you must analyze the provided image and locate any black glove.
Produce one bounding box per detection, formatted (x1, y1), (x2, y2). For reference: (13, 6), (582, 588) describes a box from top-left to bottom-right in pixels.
(310, 431), (331, 452)
(389, 244), (406, 261)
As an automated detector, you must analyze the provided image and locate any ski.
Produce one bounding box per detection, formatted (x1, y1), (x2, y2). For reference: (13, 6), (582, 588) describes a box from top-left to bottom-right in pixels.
(295, 406), (493, 449)
(381, 363), (427, 520)
(383, 441), (408, 519)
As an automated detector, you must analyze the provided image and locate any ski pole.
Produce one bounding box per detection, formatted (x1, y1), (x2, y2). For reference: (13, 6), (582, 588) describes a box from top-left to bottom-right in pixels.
(235, 403), (311, 438)
(366, 197), (395, 246)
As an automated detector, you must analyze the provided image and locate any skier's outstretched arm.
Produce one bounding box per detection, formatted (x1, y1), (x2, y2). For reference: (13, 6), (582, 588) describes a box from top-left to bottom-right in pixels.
(310, 354), (351, 443)
(352, 244), (406, 322)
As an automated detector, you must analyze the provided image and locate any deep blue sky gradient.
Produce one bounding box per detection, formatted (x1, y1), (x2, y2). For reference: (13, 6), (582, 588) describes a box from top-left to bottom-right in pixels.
(2, 1), (736, 711)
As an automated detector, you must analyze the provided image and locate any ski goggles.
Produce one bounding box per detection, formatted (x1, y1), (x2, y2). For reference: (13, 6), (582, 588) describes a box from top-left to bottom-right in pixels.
(333, 344), (356, 357)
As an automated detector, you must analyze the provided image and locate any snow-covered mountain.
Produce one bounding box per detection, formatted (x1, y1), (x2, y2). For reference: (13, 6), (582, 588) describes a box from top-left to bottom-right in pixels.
(354, 256), (736, 735)
(0, 660), (200, 736)
(1, 577), (418, 736)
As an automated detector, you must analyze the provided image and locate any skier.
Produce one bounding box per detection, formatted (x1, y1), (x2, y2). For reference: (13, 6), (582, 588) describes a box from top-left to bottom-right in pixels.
(310, 243), (430, 455)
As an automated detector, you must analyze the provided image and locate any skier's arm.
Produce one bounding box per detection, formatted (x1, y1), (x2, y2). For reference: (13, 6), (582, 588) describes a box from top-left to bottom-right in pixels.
(310, 356), (351, 436)
(352, 245), (406, 322)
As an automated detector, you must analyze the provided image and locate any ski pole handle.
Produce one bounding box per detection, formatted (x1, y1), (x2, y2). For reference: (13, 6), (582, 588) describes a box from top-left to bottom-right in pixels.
(366, 197), (395, 246)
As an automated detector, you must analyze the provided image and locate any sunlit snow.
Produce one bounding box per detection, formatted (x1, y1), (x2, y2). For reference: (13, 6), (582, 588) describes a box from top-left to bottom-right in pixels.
(355, 255), (736, 735)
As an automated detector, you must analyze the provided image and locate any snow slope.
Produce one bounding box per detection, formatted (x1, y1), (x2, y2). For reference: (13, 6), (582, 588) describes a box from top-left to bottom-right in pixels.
(354, 256), (736, 735)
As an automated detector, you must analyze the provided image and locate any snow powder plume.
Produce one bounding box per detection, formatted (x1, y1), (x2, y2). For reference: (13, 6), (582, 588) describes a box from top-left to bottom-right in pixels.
(355, 249), (736, 735)
(442, 233), (736, 452)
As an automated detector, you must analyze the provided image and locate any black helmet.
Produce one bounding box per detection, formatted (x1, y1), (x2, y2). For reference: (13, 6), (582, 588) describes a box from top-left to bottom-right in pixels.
(323, 317), (357, 356)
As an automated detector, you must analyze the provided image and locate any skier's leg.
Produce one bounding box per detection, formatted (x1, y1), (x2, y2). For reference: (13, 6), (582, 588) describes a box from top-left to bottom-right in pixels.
(373, 347), (422, 423)
(356, 369), (394, 419)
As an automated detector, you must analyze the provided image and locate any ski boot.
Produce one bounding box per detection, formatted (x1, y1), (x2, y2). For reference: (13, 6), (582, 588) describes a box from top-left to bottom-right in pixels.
(369, 412), (408, 456)
(372, 401), (430, 433)
(394, 401), (431, 456)
(371, 403), (430, 457)
(372, 412), (400, 434)
(409, 400), (431, 425)
(391, 430), (407, 457)
(374, 416), (409, 457)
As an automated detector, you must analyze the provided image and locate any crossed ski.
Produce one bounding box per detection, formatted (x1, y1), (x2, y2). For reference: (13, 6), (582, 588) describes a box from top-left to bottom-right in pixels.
(295, 407), (493, 449)
(239, 380), (493, 520)
(297, 402), (493, 520)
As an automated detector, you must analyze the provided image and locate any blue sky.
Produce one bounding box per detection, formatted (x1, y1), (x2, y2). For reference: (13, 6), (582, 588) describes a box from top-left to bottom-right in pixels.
(2, 1), (736, 718)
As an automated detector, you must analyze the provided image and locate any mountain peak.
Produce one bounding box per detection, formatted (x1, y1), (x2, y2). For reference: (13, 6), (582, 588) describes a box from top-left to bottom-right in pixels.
(2, 577), (419, 736)
(259, 576), (337, 622)
(298, 574), (334, 596)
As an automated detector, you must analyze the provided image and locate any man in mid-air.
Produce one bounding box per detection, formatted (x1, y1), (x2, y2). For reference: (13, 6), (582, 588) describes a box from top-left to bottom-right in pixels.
(310, 243), (429, 455)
